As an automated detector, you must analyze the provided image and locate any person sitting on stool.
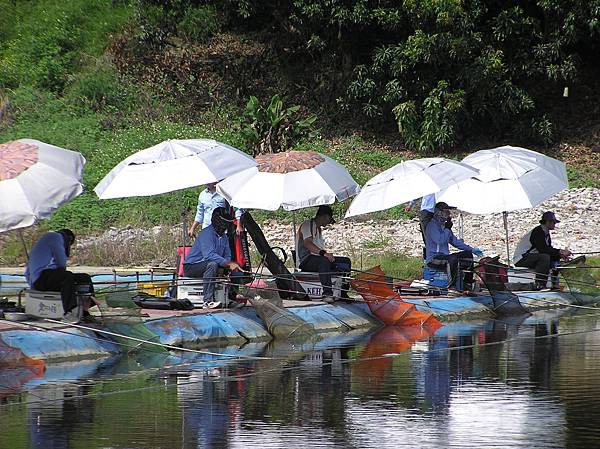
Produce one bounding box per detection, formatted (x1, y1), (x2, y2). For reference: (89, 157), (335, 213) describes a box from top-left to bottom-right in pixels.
(183, 208), (245, 306)
(296, 205), (351, 302)
(514, 211), (571, 289)
(425, 202), (484, 290)
(25, 229), (97, 324)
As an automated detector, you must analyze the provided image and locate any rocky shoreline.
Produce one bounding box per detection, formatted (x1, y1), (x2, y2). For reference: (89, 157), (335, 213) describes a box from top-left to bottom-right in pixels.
(74, 187), (600, 266)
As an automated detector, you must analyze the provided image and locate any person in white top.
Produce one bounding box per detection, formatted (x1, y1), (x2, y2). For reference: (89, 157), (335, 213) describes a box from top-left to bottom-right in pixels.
(188, 182), (243, 237)
(296, 205), (351, 302)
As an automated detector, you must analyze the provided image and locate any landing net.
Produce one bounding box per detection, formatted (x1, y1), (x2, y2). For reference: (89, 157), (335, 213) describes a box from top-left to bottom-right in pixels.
(248, 289), (316, 340)
(558, 257), (600, 305)
(351, 266), (442, 329)
(98, 290), (168, 353)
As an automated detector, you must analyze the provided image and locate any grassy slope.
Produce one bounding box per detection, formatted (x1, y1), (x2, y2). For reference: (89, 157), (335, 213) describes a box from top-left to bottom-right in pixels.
(0, 1), (599, 270)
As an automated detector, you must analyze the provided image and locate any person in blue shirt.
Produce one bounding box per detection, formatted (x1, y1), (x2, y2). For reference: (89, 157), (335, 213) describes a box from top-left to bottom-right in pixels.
(425, 202), (483, 290)
(188, 183), (243, 238)
(25, 229), (96, 323)
(183, 208), (245, 303)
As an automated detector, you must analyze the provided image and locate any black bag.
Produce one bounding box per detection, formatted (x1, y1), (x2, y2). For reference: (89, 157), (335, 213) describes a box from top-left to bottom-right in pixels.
(242, 212), (307, 300)
(132, 293), (194, 310)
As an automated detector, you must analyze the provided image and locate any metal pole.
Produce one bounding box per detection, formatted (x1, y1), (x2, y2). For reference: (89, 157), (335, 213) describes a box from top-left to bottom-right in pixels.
(503, 211), (511, 265)
(292, 210), (298, 271)
(18, 229), (29, 260)
(458, 212), (464, 239)
(180, 190), (188, 249)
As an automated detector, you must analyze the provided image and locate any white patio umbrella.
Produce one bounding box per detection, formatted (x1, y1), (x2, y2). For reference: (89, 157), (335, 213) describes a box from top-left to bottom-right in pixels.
(436, 145), (568, 263)
(344, 158), (479, 218)
(217, 150), (360, 267)
(0, 139), (85, 233)
(94, 139), (256, 199)
(217, 150), (360, 211)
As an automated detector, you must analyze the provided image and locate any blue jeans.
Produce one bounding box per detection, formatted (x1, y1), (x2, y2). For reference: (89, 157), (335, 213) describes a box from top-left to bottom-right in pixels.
(183, 261), (246, 300)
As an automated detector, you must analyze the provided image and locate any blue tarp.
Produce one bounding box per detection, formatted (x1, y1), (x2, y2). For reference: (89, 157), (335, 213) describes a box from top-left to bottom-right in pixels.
(0, 328), (118, 360)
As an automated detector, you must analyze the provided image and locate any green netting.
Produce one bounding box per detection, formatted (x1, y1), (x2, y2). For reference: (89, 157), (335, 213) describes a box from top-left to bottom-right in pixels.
(98, 290), (168, 353)
(559, 259), (600, 305)
(249, 291), (316, 340)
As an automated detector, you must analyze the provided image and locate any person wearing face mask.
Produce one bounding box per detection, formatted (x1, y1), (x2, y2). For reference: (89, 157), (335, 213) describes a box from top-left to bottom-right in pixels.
(25, 229), (97, 323)
(514, 211), (572, 290)
(425, 202), (483, 290)
(183, 208), (244, 304)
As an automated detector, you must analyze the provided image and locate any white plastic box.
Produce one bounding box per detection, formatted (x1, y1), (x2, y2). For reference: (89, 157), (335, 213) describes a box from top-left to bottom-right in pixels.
(25, 290), (84, 321)
(176, 277), (229, 307)
(507, 267), (536, 284)
(294, 273), (343, 300)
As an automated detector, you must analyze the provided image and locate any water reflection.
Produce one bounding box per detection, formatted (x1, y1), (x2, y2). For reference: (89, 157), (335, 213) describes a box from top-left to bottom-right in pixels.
(2, 310), (600, 448)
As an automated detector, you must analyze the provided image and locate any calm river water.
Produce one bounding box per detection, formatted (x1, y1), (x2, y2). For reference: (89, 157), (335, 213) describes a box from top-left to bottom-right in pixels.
(2, 309), (600, 449)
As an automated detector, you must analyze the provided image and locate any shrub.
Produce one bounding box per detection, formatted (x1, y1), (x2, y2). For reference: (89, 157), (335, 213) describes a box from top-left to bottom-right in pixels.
(177, 5), (221, 42)
(240, 94), (318, 155)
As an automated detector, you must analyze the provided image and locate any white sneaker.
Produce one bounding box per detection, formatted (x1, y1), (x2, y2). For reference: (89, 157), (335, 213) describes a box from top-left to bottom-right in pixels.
(62, 310), (80, 324)
(321, 295), (335, 304)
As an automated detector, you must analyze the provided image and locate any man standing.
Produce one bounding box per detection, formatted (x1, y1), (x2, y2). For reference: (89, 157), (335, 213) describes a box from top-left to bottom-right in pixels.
(188, 182), (243, 237)
(296, 205), (351, 302)
(183, 208), (244, 305)
(25, 229), (96, 323)
(405, 193), (436, 237)
(514, 211), (571, 289)
(425, 202), (483, 290)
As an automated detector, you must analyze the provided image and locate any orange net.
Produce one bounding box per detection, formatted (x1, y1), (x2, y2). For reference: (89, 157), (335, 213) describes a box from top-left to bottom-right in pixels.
(351, 266), (442, 329)
(0, 337), (45, 398)
(352, 323), (439, 386)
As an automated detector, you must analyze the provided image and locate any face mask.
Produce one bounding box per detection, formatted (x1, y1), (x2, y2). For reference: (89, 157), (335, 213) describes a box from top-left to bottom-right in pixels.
(434, 209), (450, 223)
(212, 216), (228, 236)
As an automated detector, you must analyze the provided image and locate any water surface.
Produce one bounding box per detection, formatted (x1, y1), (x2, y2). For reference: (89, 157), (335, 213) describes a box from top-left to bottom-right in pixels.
(2, 309), (600, 449)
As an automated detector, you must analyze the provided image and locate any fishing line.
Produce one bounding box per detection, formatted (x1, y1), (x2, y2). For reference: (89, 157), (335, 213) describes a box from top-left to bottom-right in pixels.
(5, 320), (600, 409)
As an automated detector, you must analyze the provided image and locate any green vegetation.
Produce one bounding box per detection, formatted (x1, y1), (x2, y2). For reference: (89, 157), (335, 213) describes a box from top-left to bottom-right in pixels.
(0, 0), (598, 250)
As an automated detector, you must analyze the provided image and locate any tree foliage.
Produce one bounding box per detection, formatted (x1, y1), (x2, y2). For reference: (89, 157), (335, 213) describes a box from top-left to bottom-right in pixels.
(210, 0), (600, 151)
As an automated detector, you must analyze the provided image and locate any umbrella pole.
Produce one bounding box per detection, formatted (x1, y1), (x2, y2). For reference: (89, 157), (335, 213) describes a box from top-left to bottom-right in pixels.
(180, 191), (188, 248)
(18, 229), (29, 260)
(292, 210), (298, 271)
(503, 211), (511, 265)
(458, 212), (464, 239)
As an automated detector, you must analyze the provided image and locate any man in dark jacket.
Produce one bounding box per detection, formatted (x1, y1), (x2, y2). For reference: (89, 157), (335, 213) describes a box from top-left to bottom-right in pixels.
(183, 208), (245, 305)
(514, 211), (572, 289)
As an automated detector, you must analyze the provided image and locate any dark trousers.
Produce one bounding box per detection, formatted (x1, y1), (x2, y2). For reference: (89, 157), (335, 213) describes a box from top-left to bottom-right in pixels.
(33, 268), (94, 313)
(183, 261), (246, 301)
(299, 255), (351, 296)
(433, 250), (474, 289)
(516, 253), (552, 286)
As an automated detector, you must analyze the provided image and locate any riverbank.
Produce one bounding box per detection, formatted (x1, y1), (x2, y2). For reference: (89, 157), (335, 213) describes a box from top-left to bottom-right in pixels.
(64, 187), (600, 269)
(0, 289), (576, 362)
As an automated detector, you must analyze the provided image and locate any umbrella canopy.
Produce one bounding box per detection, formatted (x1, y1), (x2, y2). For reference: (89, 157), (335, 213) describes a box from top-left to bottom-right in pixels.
(0, 139), (86, 232)
(436, 146), (568, 214)
(436, 145), (568, 263)
(94, 139), (256, 199)
(216, 150), (360, 211)
(345, 158), (479, 218)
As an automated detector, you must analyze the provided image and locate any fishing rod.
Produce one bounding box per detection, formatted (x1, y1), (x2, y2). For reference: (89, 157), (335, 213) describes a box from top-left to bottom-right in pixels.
(39, 318), (275, 360)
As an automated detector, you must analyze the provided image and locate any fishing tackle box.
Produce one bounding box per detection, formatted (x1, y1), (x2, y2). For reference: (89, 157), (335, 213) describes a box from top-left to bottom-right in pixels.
(23, 289), (89, 321)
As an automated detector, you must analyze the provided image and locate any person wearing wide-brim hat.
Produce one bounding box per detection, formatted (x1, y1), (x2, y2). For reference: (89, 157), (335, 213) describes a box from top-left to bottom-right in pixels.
(514, 211), (572, 289)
